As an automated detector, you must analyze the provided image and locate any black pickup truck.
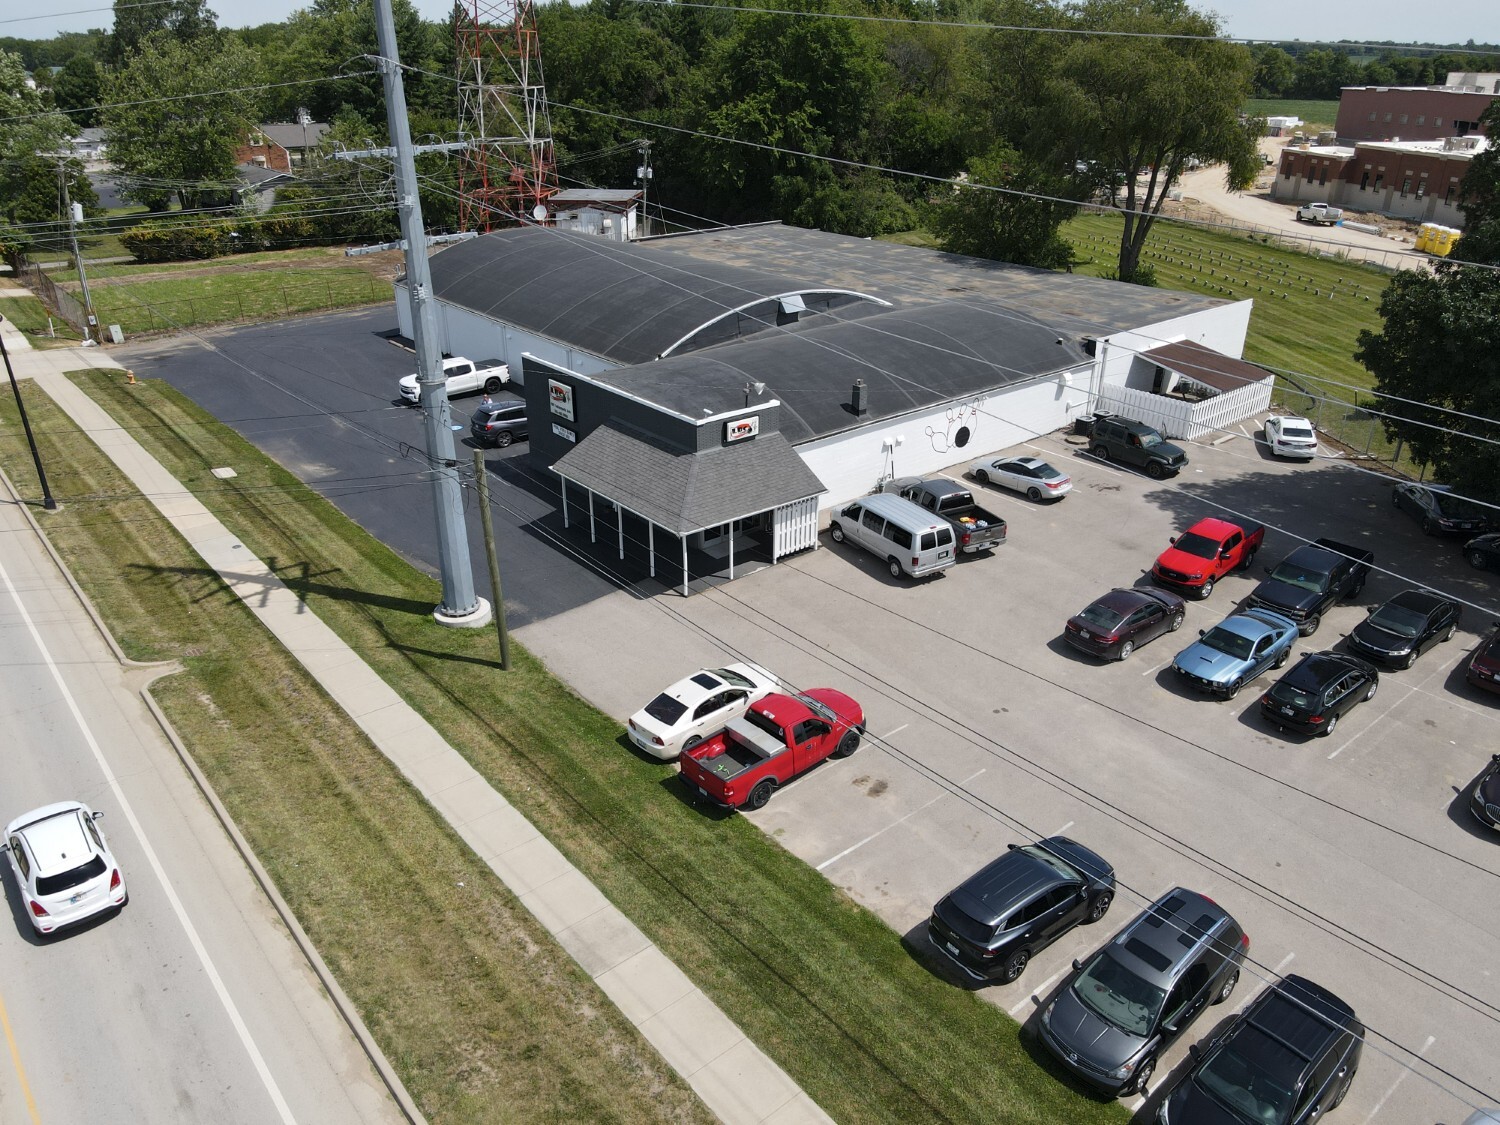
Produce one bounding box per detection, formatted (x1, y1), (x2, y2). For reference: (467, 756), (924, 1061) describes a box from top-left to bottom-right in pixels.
(883, 477), (1008, 554)
(1244, 538), (1373, 636)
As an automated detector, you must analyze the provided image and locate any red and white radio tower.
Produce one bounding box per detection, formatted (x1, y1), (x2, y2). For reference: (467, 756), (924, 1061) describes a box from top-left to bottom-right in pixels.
(455, 0), (557, 232)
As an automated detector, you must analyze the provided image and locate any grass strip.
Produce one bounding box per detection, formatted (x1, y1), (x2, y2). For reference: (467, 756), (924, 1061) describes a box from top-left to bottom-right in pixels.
(7, 367), (1132, 1124)
(1241, 98), (1340, 130)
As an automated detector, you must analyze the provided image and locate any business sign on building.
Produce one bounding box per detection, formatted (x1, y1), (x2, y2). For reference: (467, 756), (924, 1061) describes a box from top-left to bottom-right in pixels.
(548, 379), (575, 421)
(725, 415), (759, 443)
(552, 423), (576, 443)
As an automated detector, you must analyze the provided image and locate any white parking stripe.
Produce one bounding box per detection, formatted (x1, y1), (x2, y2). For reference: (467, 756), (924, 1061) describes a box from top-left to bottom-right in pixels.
(1362, 1035), (1433, 1122)
(1007, 963), (1072, 1019)
(815, 769), (986, 871)
(880, 724), (908, 740)
(1051, 821), (1074, 837)
(1142, 660), (1168, 677)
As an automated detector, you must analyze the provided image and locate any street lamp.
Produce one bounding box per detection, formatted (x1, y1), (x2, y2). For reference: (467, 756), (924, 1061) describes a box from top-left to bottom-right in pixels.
(0, 329), (58, 510)
(744, 380), (766, 408)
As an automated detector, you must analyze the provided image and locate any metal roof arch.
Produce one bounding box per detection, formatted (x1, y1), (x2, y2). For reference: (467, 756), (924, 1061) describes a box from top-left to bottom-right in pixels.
(656, 289), (893, 359)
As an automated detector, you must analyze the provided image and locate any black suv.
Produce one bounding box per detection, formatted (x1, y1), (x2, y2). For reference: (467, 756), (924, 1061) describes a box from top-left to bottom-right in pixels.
(927, 837), (1115, 984)
(1089, 417), (1189, 479)
(1157, 974), (1364, 1125)
(1039, 887), (1248, 1096)
(469, 398), (528, 447)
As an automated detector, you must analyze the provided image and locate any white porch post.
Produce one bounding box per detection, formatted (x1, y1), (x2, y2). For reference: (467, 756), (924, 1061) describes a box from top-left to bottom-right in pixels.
(617, 507), (625, 560)
(729, 526), (735, 580)
(681, 538), (689, 597)
(648, 522), (656, 577)
(588, 491), (596, 543)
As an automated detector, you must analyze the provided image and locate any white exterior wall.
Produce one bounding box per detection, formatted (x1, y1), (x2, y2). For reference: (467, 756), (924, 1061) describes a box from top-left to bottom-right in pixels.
(553, 205), (638, 242)
(798, 370), (1092, 512)
(395, 282), (617, 386)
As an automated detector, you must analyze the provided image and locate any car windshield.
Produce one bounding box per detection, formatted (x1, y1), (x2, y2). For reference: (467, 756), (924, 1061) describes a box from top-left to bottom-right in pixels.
(716, 667), (755, 689)
(1201, 626), (1254, 661)
(1280, 424), (1314, 440)
(35, 854), (106, 897)
(1034, 463), (1063, 479)
(1435, 492), (1485, 520)
(643, 693), (687, 725)
(1367, 603), (1428, 638)
(1071, 952), (1164, 1036)
(1078, 603), (1125, 629)
(1268, 562), (1328, 595)
(1139, 431), (1164, 448)
(1194, 1031), (1300, 1125)
(1172, 532), (1220, 560)
(1018, 845), (1084, 883)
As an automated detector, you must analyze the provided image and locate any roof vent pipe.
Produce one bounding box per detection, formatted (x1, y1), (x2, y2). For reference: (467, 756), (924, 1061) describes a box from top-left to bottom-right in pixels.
(851, 379), (868, 416)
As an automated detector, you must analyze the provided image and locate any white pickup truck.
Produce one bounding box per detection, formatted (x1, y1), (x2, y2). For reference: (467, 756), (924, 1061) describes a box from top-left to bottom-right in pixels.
(397, 356), (509, 405)
(1295, 202), (1343, 225)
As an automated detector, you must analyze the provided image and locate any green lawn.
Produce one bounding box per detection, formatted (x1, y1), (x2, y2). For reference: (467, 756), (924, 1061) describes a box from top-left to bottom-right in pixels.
(0, 371), (1132, 1125)
(0, 294), (84, 343)
(1243, 98), (1340, 130)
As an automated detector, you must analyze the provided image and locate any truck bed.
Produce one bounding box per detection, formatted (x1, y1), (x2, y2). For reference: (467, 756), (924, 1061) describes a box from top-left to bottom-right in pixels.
(690, 717), (785, 783)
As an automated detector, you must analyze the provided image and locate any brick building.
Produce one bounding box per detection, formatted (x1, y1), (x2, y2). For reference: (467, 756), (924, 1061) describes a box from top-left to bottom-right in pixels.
(233, 121), (331, 174)
(1270, 135), (1484, 226)
(1334, 80), (1495, 144)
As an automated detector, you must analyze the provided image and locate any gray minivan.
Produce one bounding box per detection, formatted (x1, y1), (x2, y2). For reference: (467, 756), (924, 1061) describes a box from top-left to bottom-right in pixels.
(829, 493), (956, 579)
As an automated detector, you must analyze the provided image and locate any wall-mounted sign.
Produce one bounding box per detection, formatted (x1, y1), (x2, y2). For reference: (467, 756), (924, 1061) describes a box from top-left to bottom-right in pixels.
(725, 415), (759, 443)
(548, 378), (575, 421)
(552, 423), (576, 443)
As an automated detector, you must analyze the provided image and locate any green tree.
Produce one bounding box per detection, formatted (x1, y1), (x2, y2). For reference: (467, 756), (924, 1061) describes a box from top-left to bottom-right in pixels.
(107, 0), (217, 65)
(1291, 48), (1357, 99)
(51, 52), (101, 127)
(1251, 46), (1296, 97)
(1455, 98), (1500, 264)
(926, 144), (1076, 268)
(101, 35), (259, 212)
(0, 50), (82, 253)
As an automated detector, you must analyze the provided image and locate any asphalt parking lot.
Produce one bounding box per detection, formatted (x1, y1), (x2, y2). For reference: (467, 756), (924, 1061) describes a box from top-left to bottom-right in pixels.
(119, 313), (1500, 1121)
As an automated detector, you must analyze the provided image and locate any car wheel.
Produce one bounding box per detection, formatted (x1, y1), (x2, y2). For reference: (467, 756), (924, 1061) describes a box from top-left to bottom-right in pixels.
(974, 470), (990, 485)
(1197, 578), (1215, 600)
(1422, 516), (1438, 536)
(1238, 550), (1256, 572)
(495, 430), (514, 447)
(745, 780), (775, 811)
(1000, 948), (1030, 984)
(483, 376), (504, 393)
(1132, 1056), (1156, 1095)
(1320, 713), (1339, 737)
(1091, 442), (1109, 461)
(1214, 969), (1240, 1004)
(1401, 650), (1417, 670)
(1224, 678), (1244, 700)
(1087, 891), (1114, 923)
(1027, 486), (1042, 502)
(888, 557), (904, 579)
(1273, 646), (1290, 669)
(833, 730), (861, 758)
(1145, 461), (1166, 480)
(1443, 622), (1457, 642)
(1169, 611), (1185, 632)
(1331, 1070), (1354, 1109)
(1468, 549), (1489, 570)
(1390, 490), (1401, 507)
(830, 522), (845, 543)
(1301, 613), (1322, 636)
(1117, 640), (1135, 662)
(1364, 678), (1378, 701)
(683, 736), (702, 751)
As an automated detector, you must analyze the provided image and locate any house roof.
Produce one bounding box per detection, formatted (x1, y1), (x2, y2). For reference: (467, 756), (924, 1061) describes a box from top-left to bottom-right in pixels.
(553, 423), (826, 534)
(256, 122), (330, 149)
(551, 189), (642, 207)
(236, 162), (293, 187)
(1139, 339), (1271, 392)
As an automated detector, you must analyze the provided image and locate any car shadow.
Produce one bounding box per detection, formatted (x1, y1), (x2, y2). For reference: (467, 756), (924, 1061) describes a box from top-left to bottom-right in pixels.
(658, 774), (736, 821)
(616, 732), (681, 769)
(0, 862), (118, 945)
(823, 538), (953, 589)
(1044, 635), (1111, 665)
(1444, 762), (1500, 841)
(898, 920), (990, 992)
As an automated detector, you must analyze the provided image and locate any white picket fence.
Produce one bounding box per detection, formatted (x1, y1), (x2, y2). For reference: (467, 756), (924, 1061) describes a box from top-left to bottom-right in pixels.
(1097, 380), (1273, 442)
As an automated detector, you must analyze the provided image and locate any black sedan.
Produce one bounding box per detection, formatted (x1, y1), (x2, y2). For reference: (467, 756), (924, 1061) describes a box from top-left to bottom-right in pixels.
(1471, 755), (1500, 832)
(1465, 533), (1500, 571)
(1391, 482), (1491, 537)
(1260, 651), (1380, 737)
(1063, 587), (1186, 661)
(1346, 588), (1461, 669)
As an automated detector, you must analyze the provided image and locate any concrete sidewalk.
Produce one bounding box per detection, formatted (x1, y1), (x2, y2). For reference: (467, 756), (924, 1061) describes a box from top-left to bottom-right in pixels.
(8, 346), (831, 1125)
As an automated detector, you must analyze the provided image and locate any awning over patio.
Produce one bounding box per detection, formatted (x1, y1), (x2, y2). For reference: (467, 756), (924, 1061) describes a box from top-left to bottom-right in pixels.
(1138, 340), (1273, 392)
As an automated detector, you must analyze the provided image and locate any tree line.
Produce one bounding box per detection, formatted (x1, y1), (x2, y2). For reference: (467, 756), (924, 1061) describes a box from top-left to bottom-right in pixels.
(1249, 42), (1500, 101)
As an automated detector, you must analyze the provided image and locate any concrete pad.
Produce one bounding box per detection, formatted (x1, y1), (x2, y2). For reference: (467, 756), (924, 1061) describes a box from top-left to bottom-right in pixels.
(409, 751), (484, 802)
(763, 1092), (837, 1125)
(636, 988), (745, 1076)
(319, 673), (404, 721)
(553, 905), (652, 977)
(461, 802), (540, 861)
(427, 772), (505, 825)
(594, 947), (697, 1025)
(293, 645), (367, 676)
(357, 699), (438, 741)
(487, 834), (573, 896)
(519, 868), (612, 934)
(375, 724), (456, 773)
(689, 1037), (809, 1125)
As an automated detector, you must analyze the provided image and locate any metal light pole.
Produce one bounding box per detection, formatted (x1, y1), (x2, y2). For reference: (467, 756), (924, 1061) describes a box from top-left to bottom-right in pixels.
(0, 331), (59, 511)
(373, 0), (488, 628)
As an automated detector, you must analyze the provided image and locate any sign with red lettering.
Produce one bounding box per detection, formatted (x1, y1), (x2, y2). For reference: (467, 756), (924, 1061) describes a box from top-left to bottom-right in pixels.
(548, 379), (575, 421)
(725, 416), (759, 443)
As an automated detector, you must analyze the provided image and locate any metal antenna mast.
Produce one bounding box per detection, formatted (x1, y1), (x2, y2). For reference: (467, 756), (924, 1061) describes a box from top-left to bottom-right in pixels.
(455, 0), (557, 231)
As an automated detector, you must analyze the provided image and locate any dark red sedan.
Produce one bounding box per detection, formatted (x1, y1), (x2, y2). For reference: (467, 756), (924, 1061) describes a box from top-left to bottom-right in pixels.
(1064, 587), (1187, 661)
(1466, 624), (1500, 695)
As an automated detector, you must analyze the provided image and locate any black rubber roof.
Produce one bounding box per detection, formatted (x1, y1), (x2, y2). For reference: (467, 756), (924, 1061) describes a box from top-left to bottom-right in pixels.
(426, 227), (876, 366)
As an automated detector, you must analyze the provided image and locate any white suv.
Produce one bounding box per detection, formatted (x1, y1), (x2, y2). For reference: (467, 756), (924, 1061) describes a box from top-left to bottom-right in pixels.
(1265, 415), (1318, 460)
(3, 802), (127, 935)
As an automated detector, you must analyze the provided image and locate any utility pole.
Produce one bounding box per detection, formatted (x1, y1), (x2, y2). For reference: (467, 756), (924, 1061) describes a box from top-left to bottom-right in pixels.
(59, 163), (98, 345)
(370, 0), (489, 629)
(636, 140), (652, 238)
(472, 451), (511, 670)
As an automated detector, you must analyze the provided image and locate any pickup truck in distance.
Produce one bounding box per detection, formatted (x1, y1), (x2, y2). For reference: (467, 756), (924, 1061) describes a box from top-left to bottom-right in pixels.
(678, 690), (865, 811)
(885, 477), (1007, 554)
(397, 356), (510, 405)
(1245, 537), (1373, 636)
(1296, 202), (1344, 225)
(1152, 517), (1265, 599)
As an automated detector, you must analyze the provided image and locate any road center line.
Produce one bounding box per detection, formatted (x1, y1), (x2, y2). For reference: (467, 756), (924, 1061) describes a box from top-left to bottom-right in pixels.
(816, 769), (985, 871)
(0, 556), (297, 1125)
(0, 983), (41, 1125)
(1363, 1034), (1433, 1123)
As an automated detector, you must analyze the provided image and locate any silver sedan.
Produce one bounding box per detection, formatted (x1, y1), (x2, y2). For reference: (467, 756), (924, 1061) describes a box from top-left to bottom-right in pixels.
(969, 455), (1072, 501)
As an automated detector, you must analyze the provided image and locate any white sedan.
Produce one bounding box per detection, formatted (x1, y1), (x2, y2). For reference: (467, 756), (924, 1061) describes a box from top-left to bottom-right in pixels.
(3, 801), (127, 936)
(1264, 415), (1318, 459)
(627, 663), (779, 760)
(969, 455), (1072, 500)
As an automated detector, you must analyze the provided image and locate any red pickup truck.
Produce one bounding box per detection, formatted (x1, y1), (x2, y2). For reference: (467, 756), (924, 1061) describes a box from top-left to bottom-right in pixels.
(1151, 517), (1265, 600)
(679, 690), (865, 811)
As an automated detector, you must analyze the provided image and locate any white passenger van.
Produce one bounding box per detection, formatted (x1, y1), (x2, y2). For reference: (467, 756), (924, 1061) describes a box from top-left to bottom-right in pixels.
(828, 492), (957, 579)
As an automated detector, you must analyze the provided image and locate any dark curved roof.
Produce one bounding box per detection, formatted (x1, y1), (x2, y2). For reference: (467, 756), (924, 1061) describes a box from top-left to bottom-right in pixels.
(425, 227), (880, 365)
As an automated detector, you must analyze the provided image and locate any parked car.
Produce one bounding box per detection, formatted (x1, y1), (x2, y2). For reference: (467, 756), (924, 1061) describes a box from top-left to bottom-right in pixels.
(1463, 533), (1500, 571)
(1469, 754), (1500, 831)
(2, 801), (127, 935)
(1391, 483), (1491, 537)
(1245, 538), (1372, 637)
(397, 356), (509, 404)
(969, 455), (1072, 501)
(1172, 608), (1299, 699)
(1156, 975), (1363, 1125)
(1259, 651), (1380, 738)
(678, 690), (864, 810)
(882, 477), (1007, 554)
(829, 493), (956, 579)
(1296, 202), (1344, 225)
(1152, 517), (1265, 600)
(927, 837), (1115, 984)
(469, 397), (528, 447)
(1038, 887), (1249, 1097)
(1466, 623), (1500, 695)
(626, 663), (779, 760)
(1346, 588), (1461, 669)
(1064, 587), (1186, 661)
(1264, 415), (1319, 460)
(1089, 416), (1189, 480)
